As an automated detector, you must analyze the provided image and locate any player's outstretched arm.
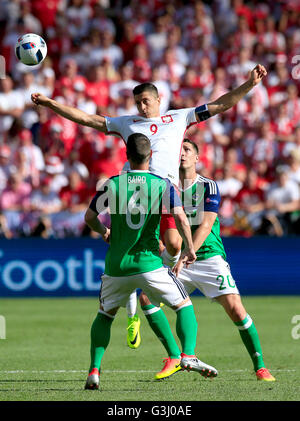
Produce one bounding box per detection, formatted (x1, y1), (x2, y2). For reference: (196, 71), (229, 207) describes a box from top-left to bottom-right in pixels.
(31, 93), (108, 133)
(206, 64), (267, 118)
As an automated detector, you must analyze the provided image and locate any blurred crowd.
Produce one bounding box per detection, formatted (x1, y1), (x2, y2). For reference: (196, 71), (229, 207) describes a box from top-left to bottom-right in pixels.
(0, 0), (300, 238)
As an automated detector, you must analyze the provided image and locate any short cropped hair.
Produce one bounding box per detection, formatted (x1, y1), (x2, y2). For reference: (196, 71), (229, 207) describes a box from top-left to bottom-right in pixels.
(132, 83), (159, 98)
(183, 138), (199, 154)
(126, 133), (151, 164)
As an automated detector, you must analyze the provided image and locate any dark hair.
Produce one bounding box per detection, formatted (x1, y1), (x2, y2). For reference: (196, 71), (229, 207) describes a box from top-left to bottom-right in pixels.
(183, 138), (199, 154)
(132, 83), (159, 97)
(126, 133), (151, 164)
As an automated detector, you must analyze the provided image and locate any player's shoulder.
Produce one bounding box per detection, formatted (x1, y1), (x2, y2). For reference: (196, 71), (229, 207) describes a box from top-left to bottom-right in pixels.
(106, 114), (138, 121)
(196, 174), (219, 195)
(166, 107), (195, 116)
(148, 172), (169, 183)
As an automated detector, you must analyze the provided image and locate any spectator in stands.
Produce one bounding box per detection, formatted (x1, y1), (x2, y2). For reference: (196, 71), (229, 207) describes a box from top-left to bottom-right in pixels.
(89, 29), (124, 70)
(0, 76), (24, 138)
(0, 144), (16, 193)
(86, 64), (110, 114)
(234, 169), (265, 234)
(91, 142), (127, 180)
(63, 149), (89, 181)
(43, 155), (68, 193)
(29, 176), (62, 237)
(146, 15), (169, 63)
(56, 58), (87, 97)
(19, 1), (43, 35)
(109, 63), (139, 108)
(260, 166), (300, 236)
(285, 149), (300, 185)
(0, 172), (31, 236)
(57, 170), (91, 236)
(16, 128), (45, 187)
(119, 21), (146, 63)
(116, 89), (138, 116)
(65, 0), (92, 40)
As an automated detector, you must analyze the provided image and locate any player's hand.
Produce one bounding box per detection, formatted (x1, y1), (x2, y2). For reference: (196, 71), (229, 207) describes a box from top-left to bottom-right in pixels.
(172, 259), (184, 277)
(101, 227), (110, 244)
(249, 64), (267, 86)
(31, 92), (50, 106)
(172, 247), (196, 277)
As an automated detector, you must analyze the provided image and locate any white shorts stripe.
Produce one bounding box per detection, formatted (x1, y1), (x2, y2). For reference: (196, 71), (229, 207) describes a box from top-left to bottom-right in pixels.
(168, 268), (188, 299)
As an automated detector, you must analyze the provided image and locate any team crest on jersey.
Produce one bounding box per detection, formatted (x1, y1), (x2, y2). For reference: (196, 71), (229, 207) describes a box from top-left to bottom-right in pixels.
(206, 197), (218, 204)
(161, 115), (173, 123)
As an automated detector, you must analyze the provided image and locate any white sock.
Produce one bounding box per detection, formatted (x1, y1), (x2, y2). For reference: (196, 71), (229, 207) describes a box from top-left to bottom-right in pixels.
(126, 291), (138, 318)
(161, 248), (181, 268)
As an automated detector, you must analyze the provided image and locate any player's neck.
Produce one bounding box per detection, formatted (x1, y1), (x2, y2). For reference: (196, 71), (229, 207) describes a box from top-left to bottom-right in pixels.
(179, 169), (197, 189)
(130, 163), (149, 171)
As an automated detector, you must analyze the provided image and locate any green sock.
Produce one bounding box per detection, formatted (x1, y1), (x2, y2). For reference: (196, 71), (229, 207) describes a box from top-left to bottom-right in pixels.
(176, 304), (198, 356)
(235, 314), (265, 371)
(142, 304), (181, 359)
(89, 311), (114, 372)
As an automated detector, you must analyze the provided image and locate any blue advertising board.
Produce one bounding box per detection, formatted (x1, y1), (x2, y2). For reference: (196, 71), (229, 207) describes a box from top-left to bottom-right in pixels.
(0, 237), (299, 297)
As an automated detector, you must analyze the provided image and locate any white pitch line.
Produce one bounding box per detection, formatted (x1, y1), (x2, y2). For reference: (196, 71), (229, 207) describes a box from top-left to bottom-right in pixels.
(0, 369), (297, 374)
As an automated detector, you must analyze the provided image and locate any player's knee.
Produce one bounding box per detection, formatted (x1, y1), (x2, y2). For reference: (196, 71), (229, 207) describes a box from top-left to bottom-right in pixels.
(164, 231), (182, 256)
(228, 301), (247, 322)
(165, 240), (182, 256)
(139, 291), (151, 307)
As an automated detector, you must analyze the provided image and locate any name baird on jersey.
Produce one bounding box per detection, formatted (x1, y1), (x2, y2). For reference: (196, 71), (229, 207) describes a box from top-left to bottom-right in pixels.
(128, 175), (146, 184)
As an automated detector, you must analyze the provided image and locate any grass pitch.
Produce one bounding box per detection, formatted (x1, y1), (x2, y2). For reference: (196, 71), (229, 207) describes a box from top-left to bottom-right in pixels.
(0, 296), (299, 402)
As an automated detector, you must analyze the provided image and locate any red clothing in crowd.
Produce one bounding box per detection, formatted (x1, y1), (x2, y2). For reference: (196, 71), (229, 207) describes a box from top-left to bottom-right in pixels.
(234, 186), (264, 207)
(59, 181), (91, 207)
(31, 0), (61, 29)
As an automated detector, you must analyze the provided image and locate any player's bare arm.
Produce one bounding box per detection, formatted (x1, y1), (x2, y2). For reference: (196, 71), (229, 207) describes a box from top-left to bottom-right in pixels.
(192, 211), (217, 251)
(31, 93), (108, 133)
(173, 211), (217, 277)
(203, 64), (267, 119)
(171, 206), (196, 267)
(84, 208), (110, 243)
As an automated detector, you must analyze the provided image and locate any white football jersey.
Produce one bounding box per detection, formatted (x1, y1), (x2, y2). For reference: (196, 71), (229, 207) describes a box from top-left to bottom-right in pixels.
(105, 108), (197, 186)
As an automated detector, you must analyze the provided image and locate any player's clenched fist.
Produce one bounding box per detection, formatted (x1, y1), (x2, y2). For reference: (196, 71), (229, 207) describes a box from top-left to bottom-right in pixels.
(249, 64), (267, 86)
(31, 92), (50, 106)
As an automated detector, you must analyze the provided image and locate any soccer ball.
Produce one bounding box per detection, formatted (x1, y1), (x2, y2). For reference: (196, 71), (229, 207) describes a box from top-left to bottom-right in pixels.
(15, 33), (47, 66)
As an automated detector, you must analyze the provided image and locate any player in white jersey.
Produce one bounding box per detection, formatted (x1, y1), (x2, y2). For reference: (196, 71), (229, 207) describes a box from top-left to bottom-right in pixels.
(31, 63), (267, 348)
(31, 64), (267, 257)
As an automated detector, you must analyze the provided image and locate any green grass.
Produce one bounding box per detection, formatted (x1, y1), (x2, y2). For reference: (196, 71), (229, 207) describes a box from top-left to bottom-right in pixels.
(0, 296), (299, 401)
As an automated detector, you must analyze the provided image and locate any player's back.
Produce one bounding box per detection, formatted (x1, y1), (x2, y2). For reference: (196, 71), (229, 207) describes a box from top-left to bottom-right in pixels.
(104, 171), (170, 276)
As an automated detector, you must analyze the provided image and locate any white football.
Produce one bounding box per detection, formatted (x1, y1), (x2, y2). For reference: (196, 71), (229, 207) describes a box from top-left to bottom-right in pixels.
(15, 33), (47, 66)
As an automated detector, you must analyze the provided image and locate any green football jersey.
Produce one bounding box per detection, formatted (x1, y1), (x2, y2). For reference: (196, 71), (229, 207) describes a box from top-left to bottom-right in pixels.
(179, 174), (226, 261)
(89, 170), (181, 276)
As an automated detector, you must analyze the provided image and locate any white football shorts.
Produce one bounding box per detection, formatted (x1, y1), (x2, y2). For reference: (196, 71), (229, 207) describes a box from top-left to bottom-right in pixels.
(99, 266), (189, 312)
(178, 255), (239, 299)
